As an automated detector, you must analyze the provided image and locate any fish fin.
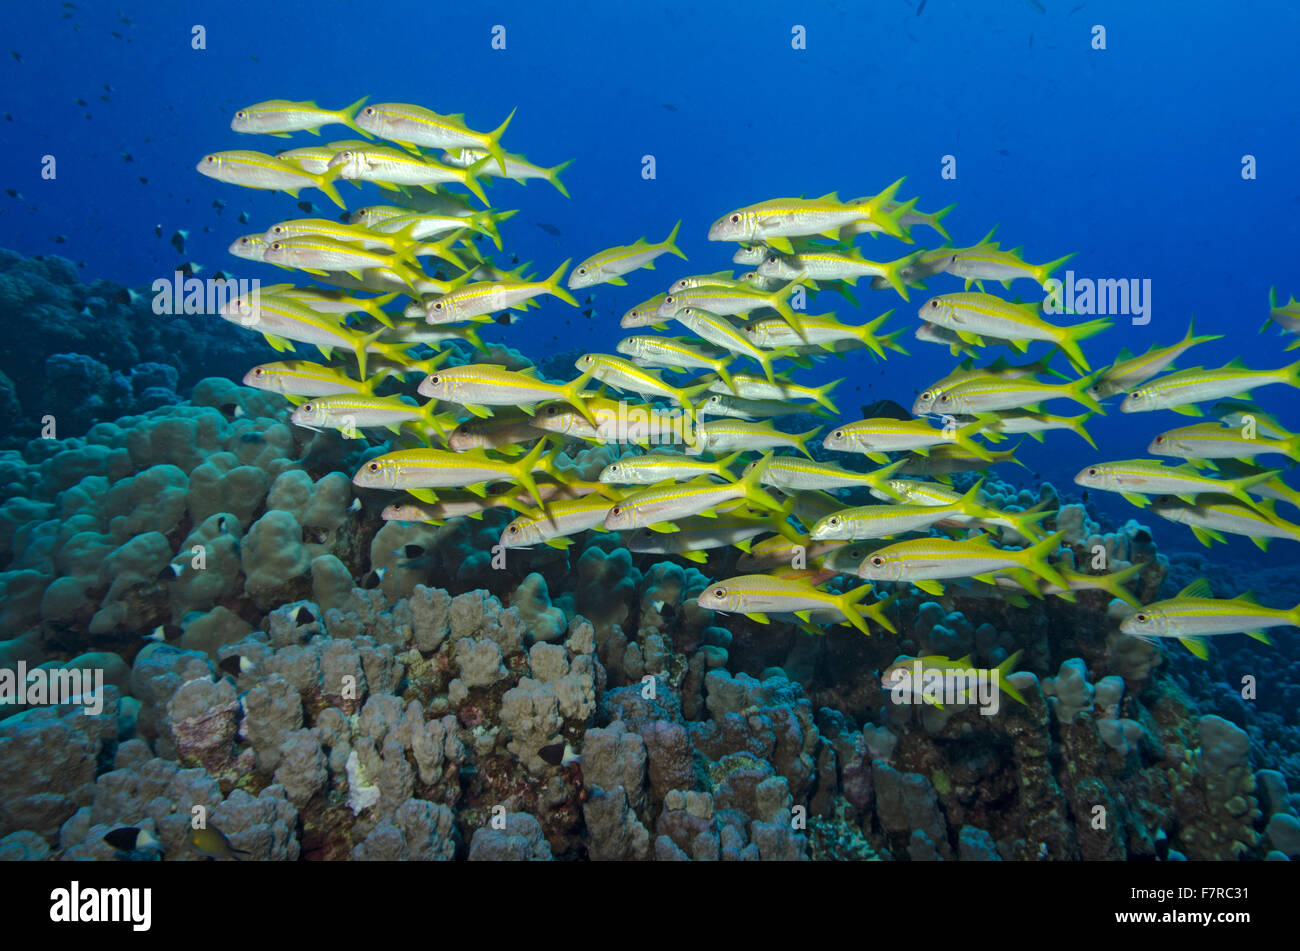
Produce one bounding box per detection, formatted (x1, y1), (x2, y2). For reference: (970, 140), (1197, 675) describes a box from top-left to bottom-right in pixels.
(647, 521), (679, 533)
(683, 550), (708, 563)
(544, 538), (574, 549)
(464, 403), (495, 418)
(1178, 636), (1210, 660)
(408, 488), (439, 504)
(1176, 577), (1214, 598)
(1120, 492), (1149, 508)
(745, 612), (771, 624)
(1169, 404), (1204, 417)
(794, 610), (813, 623)
(914, 579), (945, 596)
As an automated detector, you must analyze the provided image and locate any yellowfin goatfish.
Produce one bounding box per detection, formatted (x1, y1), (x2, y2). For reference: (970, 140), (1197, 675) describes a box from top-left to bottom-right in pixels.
(865, 479), (1048, 539)
(701, 393), (833, 420)
(881, 651), (1026, 710)
(658, 282), (806, 334)
(417, 363), (598, 424)
(1073, 459), (1278, 508)
(1120, 360), (1300, 416)
(669, 306), (797, 383)
(754, 456), (906, 496)
(704, 373), (842, 413)
(627, 516), (788, 563)
(327, 146), (491, 204)
(944, 240), (1075, 291)
(823, 417), (995, 465)
(615, 336), (737, 393)
(218, 293), (384, 377)
(1119, 578), (1298, 659)
(708, 181), (911, 250)
(1261, 287), (1300, 337)
(695, 574), (897, 636)
(603, 457), (783, 531)
(1149, 494), (1300, 551)
(848, 195), (953, 241)
(442, 148), (573, 197)
(352, 437), (558, 507)
(229, 233), (272, 262)
(689, 420), (821, 458)
(197, 150), (345, 209)
(743, 312), (905, 361)
(994, 563), (1143, 607)
(289, 394), (454, 437)
(1086, 317), (1220, 399)
(898, 444), (1025, 480)
(1212, 400), (1289, 440)
(275, 140), (374, 175)
(231, 97), (371, 137)
(425, 260), (576, 322)
(263, 236), (424, 287)
(758, 247), (924, 300)
(620, 294), (670, 329)
(926, 371), (1105, 416)
(500, 495), (620, 549)
(918, 291), (1112, 372)
(856, 531), (1071, 598)
(569, 221), (686, 288)
(1149, 421), (1300, 465)
(573, 353), (712, 419)
(969, 410), (1098, 449)
(598, 451), (743, 485)
(242, 361), (390, 399)
(810, 482), (1001, 542)
(354, 102), (515, 174)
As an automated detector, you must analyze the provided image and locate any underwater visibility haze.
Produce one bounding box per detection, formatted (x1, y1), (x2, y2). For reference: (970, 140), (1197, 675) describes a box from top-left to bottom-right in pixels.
(0, 0), (1299, 869)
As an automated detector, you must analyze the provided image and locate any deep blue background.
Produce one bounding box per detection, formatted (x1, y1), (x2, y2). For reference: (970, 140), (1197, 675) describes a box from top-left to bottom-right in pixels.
(3, 0), (1299, 561)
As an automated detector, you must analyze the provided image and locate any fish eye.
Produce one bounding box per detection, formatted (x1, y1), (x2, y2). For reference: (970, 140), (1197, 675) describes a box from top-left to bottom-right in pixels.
(833, 430), (843, 439)
(238, 237), (249, 245)
(611, 506), (622, 515)
(729, 214), (740, 223)
(429, 376), (440, 385)
(870, 556), (884, 567)
(928, 300), (938, 308)
(302, 403), (313, 411)
(1087, 467), (1098, 477)
(270, 242), (282, 250)
(939, 395), (951, 403)
(608, 464), (619, 471)
(713, 587), (726, 598)
(363, 107), (375, 116)
(1154, 435), (1165, 443)
(921, 391), (932, 400)
(205, 155), (215, 163)
(507, 525), (519, 534)
(578, 267), (587, 274)
(1135, 613), (1147, 623)
(235, 111), (245, 118)
(433, 302), (444, 310)
(273, 225), (283, 234)
(665, 296), (675, 303)
(367, 462), (380, 472)
(1131, 390), (1142, 398)
(829, 517), (840, 525)
(253, 368), (263, 376)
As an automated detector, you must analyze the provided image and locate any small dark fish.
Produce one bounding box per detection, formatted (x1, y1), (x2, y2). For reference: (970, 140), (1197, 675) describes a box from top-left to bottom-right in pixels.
(188, 824), (249, 860)
(4, 189), (19, 199)
(114, 287), (143, 306)
(211, 198), (225, 211)
(296, 200), (317, 214)
(537, 222), (562, 236)
(121, 151), (133, 162)
(103, 827), (160, 852)
(999, 149), (1010, 156)
(177, 260), (202, 276)
(217, 655), (243, 677)
(1069, 2), (1086, 13)
(3, 113), (11, 121)
(212, 268), (233, 281)
(662, 103), (678, 111)
(52, 234), (67, 244)
(156, 563), (182, 582)
(170, 229), (188, 253)
(492, 312), (514, 326)
(401, 544), (425, 560)
(219, 402), (244, 420)
(1080, 489), (1090, 502)
(75, 97), (87, 106)
(859, 399), (912, 421)
(138, 176), (148, 184)
(582, 308), (593, 319)
(1028, 0), (1045, 10)
(153, 223), (162, 237)
(1133, 529), (1152, 544)
(111, 30), (124, 39)
(916, 0), (927, 15)
(361, 567), (386, 589)
(237, 210), (250, 224)
(9, 51), (20, 63)
(538, 742), (565, 766)
(144, 623), (183, 642)
(293, 605), (316, 625)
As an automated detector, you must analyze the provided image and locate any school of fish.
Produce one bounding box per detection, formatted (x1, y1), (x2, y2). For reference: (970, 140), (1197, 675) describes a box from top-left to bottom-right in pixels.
(201, 95), (1300, 668)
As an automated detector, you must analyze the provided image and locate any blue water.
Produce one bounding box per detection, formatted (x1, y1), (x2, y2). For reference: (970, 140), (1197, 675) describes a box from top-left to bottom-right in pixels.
(3, 0), (1299, 560)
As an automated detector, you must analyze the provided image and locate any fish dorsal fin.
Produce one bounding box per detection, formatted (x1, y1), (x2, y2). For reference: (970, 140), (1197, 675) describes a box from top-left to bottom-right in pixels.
(1223, 356), (1246, 369)
(1114, 347), (1133, 361)
(817, 191), (840, 203)
(1235, 589), (1262, 605)
(1177, 577), (1213, 599)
